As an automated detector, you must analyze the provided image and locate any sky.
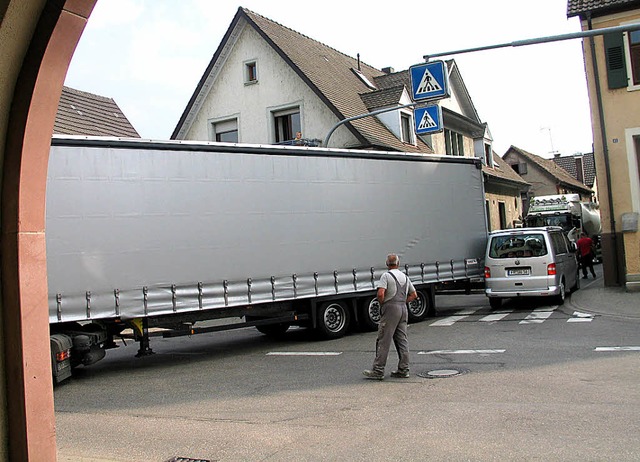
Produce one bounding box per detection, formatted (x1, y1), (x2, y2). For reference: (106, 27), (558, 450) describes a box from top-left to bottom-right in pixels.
(64, 0), (593, 158)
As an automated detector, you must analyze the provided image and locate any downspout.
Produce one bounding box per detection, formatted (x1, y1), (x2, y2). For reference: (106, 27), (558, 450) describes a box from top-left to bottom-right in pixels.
(587, 12), (620, 284)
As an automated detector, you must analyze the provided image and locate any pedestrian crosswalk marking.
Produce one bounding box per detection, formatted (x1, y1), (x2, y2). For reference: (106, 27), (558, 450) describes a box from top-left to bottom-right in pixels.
(567, 311), (595, 322)
(418, 110), (437, 130)
(416, 68), (442, 95)
(429, 308), (480, 326)
(426, 306), (595, 326)
(519, 310), (554, 324)
(479, 311), (513, 322)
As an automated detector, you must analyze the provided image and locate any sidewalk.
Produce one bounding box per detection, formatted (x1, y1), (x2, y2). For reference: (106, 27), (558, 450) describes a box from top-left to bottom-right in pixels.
(570, 266), (640, 319)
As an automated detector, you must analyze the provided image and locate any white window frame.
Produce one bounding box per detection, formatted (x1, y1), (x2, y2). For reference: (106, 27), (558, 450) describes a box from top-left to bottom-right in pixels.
(622, 20), (640, 91)
(244, 59), (258, 85)
(400, 111), (415, 144)
(269, 104), (302, 144)
(208, 115), (240, 143)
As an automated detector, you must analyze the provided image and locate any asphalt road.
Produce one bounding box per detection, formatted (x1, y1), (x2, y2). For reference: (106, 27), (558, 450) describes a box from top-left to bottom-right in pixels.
(55, 281), (640, 461)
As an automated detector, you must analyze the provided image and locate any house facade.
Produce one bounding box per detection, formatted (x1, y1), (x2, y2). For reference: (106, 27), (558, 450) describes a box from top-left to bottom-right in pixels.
(172, 7), (528, 232)
(503, 145), (594, 215)
(568, 0), (640, 290)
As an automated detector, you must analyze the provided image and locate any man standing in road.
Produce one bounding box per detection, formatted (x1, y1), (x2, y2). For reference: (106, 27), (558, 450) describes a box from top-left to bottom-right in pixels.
(577, 232), (597, 279)
(363, 254), (417, 380)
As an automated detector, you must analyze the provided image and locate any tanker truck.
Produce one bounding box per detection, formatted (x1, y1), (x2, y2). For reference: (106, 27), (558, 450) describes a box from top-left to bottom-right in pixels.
(47, 136), (488, 383)
(524, 194), (602, 259)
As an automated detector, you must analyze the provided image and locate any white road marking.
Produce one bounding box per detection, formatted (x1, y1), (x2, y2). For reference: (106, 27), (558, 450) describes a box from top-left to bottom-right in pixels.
(519, 310), (554, 324)
(567, 311), (595, 322)
(418, 349), (506, 355)
(266, 352), (342, 356)
(594, 346), (640, 352)
(429, 308), (481, 326)
(479, 311), (512, 322)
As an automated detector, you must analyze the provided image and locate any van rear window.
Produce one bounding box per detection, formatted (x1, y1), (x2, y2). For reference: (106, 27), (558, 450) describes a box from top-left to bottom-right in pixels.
(489, 233), (548, 259)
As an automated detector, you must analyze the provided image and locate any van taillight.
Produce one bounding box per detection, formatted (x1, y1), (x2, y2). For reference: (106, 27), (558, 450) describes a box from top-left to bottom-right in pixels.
(484, 267), (491, 278)
(56, 350), (70, 362)
(547, 263), (557, 275)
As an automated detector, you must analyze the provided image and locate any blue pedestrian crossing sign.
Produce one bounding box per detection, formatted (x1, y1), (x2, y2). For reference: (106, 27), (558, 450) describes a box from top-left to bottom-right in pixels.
(414, 105), (443, 135)
(410, 61), (450, 102)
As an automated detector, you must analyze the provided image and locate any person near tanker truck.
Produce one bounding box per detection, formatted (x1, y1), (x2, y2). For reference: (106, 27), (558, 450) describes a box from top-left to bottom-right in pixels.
(363, 254), (418, 381)
(577, 232), (597, 279)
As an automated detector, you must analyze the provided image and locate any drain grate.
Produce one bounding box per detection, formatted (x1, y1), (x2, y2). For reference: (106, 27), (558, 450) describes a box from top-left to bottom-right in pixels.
(418, 368), (469, 379)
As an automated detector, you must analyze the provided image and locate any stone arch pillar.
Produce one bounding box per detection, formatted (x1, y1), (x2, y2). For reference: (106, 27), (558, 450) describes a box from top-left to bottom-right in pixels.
(1, 0), (97, 459)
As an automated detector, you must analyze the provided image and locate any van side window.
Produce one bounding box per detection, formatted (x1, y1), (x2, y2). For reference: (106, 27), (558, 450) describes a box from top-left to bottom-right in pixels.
(551, 232), (568, 254)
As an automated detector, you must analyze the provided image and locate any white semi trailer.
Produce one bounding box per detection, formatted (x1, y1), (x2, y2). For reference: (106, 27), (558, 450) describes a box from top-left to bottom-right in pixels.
(47, 136), (488, 383)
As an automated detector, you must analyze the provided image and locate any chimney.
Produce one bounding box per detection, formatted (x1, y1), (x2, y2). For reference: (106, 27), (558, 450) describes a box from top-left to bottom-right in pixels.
(381, 66), (395, 74)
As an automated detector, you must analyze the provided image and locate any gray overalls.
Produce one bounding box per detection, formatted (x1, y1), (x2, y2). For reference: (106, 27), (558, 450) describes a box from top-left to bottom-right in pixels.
(372, 272), (410, 374)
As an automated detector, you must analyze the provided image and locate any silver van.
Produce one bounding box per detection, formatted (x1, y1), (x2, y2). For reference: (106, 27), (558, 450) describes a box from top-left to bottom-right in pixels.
(484, 227), (579, 309)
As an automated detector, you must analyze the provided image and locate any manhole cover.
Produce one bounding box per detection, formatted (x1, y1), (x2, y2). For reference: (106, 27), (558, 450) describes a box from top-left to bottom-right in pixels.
(418, 368), (469, 379)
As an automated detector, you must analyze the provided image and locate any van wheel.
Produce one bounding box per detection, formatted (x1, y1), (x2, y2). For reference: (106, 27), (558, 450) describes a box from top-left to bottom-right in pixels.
(407, 290), (430, 322)
(358, 296), (380, 331)
(316, 301), (350, 339)
(554, 280), (566, 305)
(489, 298), (502, 309)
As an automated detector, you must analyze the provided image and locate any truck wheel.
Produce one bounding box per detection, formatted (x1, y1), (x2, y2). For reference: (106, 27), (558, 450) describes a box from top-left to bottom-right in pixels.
(256, 323), (290, 338)
(407, 290), (430, 323)
(358, 296), (380, 331)
(316, 301), (350, 339)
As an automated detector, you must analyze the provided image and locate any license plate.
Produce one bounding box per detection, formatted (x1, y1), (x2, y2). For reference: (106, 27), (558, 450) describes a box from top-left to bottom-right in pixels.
(507, 268), (530, 276)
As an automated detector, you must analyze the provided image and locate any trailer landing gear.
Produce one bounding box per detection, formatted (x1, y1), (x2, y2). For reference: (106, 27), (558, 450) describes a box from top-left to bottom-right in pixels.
(132, 318), (154, 357)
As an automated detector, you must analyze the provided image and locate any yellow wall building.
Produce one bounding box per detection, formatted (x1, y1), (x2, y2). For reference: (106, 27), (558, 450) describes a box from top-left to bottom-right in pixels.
(568, 0), (640, 290)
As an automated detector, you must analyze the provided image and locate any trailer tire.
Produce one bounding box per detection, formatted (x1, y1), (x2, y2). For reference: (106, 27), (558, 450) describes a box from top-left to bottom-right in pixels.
(407, 290), (430, 323)
(316, 301), (350, 339)
(358, 296), (380, 331)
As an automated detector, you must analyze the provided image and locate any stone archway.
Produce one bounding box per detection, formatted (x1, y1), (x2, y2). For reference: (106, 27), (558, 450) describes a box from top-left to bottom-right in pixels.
(1, 1), (97, 459)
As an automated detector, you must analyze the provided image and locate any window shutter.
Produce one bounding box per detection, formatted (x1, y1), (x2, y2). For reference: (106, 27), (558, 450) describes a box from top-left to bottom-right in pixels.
(604, 32), (628, 89)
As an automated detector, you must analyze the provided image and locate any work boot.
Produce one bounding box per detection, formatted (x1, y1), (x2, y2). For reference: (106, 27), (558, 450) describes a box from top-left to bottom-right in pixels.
(362, 369), (384, 380)
(390, 370), (410, 378)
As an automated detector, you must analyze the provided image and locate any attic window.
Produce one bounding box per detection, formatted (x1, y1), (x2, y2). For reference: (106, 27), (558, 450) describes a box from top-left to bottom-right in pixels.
(352, 68), (377, 90)
(244, 60), (258, 84)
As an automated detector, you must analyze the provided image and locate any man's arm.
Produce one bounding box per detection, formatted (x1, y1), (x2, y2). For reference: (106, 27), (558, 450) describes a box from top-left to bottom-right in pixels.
(406, 290), (417, 303)
(377, 287), (386, 305)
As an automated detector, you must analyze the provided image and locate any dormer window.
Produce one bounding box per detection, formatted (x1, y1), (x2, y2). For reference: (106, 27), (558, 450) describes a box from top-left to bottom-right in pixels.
(352, 68), (377, 90)
(244, 60), (258, 84)
(401, 113), (413, 144)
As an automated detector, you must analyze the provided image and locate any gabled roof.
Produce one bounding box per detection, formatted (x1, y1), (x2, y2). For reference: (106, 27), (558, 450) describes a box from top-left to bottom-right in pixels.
(172, 7), (432, 153)
(552, 152), (596, 188)
(504, 146), (592, 194)
(484, 152), (531, 188)
(567, 0), (640, 18)
(54, 86), (140, 138)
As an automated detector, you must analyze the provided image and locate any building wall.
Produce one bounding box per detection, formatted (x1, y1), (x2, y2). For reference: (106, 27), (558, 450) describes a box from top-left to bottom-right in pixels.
(184, 23), (359, 148)
(502, 151), (558, 197)
(581, 10), (640, 289)
(485, 184), (524, 231)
